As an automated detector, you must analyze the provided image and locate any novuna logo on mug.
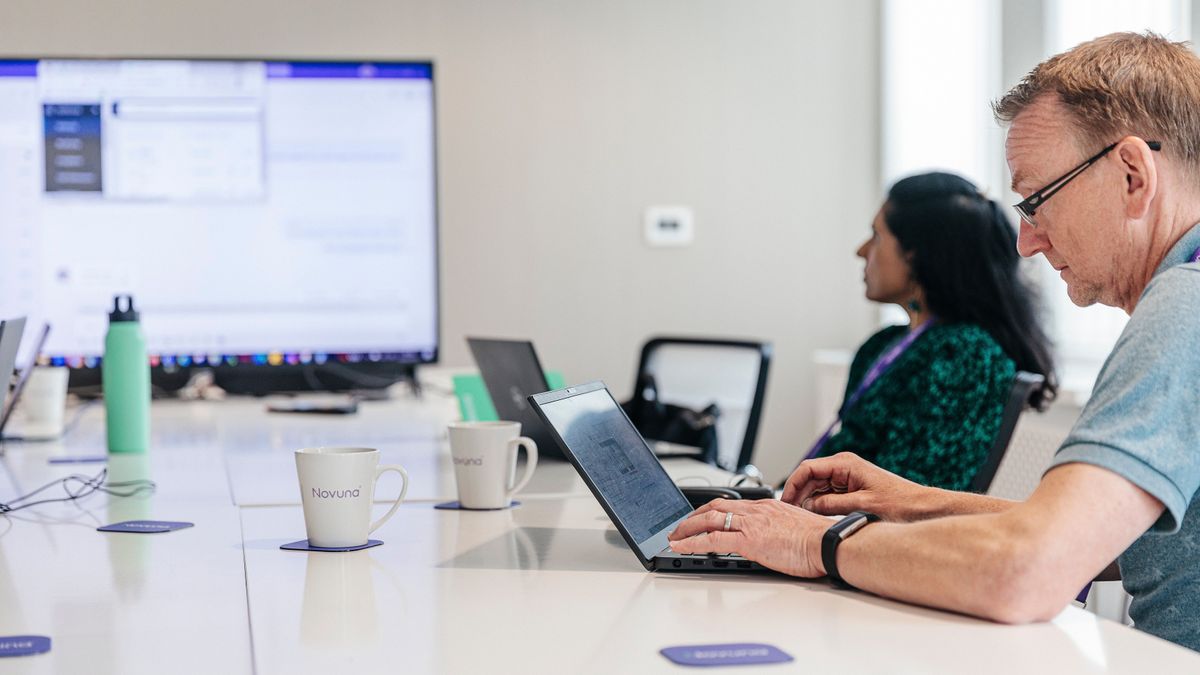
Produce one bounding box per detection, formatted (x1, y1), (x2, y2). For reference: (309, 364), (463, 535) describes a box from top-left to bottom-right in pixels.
(311, 486), (363, 499)
(453, 457), (483, 466)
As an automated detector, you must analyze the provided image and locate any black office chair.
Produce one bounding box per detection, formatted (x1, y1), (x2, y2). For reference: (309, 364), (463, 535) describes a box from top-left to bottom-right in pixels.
(968, 371), (1047, 493)
(630, 336), (772, 472)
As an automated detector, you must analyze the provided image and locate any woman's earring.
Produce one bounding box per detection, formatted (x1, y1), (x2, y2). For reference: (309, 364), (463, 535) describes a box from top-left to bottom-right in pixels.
(906, 299), (921, 313)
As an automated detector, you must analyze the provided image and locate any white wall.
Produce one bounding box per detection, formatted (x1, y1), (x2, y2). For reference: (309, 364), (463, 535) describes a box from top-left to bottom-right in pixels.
(0, 0), (881, 481)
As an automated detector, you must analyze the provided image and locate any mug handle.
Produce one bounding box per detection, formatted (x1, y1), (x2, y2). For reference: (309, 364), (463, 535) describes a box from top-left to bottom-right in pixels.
(368, 464), (410, 535)
(505, 436), (538, 501)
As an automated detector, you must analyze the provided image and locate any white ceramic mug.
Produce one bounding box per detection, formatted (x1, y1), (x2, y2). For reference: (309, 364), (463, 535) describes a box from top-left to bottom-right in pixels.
(295, 447), (409, 548)
(11, 366), (68, 440)
(447, 421), (537, 509)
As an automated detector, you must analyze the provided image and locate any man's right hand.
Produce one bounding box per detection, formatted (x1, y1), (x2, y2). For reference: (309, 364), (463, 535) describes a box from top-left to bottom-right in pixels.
(781, 452), (933, 522)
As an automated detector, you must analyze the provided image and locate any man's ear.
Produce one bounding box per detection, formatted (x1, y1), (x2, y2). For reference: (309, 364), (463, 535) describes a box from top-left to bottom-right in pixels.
(1117, 136), (1158, 220)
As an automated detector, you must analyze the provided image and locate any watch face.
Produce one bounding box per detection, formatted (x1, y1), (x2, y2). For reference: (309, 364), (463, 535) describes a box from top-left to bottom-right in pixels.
(838, 516), (871, 538)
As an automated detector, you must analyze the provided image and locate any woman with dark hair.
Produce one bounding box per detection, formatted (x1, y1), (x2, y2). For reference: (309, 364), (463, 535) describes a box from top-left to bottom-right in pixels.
(808, 171), (1057, 491)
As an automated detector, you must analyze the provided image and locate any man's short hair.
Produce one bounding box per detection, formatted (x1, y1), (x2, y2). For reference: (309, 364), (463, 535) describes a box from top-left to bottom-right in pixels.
(994, 32), (1200, 177)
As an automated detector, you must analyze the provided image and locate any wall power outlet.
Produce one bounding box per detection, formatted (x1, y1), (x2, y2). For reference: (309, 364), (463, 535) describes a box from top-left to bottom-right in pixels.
(643, 205), (694, 247)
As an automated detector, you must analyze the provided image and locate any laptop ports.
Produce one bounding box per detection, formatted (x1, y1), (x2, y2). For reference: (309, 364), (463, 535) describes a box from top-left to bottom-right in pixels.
(712, 560), (730, 568)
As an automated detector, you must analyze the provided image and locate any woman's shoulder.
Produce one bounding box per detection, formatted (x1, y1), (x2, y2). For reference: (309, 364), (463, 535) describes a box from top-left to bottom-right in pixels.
(916, 322), (1014, 372)
(922, 322), (1005, 352)
(859, 322), (1003, 358)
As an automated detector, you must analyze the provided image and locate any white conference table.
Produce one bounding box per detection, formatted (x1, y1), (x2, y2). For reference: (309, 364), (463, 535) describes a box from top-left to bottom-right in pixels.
(1, 394), (1199, 674)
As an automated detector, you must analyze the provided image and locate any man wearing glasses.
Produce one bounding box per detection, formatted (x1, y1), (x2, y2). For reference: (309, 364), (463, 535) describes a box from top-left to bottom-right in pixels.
(669, 31), (1200, 652)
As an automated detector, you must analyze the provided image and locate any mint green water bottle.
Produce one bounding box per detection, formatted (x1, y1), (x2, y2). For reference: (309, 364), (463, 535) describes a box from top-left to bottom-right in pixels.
(103, 295), (150, 453)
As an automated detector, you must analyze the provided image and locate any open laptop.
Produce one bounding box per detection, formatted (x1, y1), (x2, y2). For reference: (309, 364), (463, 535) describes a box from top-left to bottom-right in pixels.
(466, 337), (565, 461)
(528, 380), (767, 573)
(1, 322), (51, 440)
(0, 317), (28, 440)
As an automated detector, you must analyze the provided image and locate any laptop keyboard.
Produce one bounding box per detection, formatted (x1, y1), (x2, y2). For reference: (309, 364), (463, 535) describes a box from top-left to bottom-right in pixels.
(661, 550), (745, 560)
(657, 550), (756, 570)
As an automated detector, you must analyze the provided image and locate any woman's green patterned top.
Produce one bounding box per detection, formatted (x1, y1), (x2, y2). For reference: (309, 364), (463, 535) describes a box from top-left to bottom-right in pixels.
(818, 322), (1016, 491)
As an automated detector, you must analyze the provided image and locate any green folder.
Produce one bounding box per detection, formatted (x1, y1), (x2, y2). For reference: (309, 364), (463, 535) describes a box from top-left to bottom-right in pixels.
(452, 371), (565, 422)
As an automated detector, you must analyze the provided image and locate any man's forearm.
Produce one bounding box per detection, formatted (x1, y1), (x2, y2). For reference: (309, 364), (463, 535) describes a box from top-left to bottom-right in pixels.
(828, 465), (1163, 622)
(833, 512), (1070, 622)
(903, 486), (1017, 521)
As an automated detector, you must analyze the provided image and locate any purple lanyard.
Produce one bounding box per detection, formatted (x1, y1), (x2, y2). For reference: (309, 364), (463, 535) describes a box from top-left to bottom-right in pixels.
(1190, 246), (1200, 263)
(803, 320), (936, 461)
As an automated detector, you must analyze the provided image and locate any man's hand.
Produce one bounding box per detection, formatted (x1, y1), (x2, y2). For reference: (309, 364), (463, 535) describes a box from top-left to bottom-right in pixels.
(667, 498), (831, 577)
(782, 452), (933, 521)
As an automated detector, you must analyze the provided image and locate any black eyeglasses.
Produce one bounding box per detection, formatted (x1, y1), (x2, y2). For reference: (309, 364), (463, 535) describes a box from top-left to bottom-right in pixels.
(1013, 139), (1161, 227)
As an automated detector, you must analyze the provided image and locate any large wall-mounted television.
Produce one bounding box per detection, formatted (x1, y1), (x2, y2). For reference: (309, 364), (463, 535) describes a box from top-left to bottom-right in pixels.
(0, 58), (439, 393)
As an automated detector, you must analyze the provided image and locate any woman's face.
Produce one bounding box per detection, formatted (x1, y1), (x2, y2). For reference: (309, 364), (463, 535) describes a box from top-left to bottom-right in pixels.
(856, 207), (914, 304)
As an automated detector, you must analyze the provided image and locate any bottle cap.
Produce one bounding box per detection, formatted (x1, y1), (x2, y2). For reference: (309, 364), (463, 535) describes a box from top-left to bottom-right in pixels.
(109, 295), (140, 323)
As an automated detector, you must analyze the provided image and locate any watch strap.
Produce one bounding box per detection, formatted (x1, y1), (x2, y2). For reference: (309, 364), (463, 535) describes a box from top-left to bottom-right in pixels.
(821, 510), (879, 588)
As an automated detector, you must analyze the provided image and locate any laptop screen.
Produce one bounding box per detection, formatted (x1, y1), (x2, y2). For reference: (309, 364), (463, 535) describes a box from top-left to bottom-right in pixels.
(535, 384), (692, 558)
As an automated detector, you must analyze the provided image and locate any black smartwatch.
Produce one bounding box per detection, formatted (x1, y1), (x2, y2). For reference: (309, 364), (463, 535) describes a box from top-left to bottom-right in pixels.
(821, 511), (880, 588)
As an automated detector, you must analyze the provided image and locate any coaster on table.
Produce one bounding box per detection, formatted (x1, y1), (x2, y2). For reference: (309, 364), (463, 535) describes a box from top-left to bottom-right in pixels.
(97, 520), (194, 534)
(434, 500), (521, 511)
(659, 643), (794, 668)
(280, 539), (384, 552)
(0, 635), (51, 658)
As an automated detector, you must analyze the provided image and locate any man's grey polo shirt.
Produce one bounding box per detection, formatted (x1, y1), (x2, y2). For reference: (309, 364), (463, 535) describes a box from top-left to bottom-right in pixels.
(1050, 223), (1200, 651)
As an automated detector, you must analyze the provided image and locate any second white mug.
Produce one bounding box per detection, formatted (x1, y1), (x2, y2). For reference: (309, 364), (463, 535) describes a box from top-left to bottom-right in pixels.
(447, 421), (537, 509)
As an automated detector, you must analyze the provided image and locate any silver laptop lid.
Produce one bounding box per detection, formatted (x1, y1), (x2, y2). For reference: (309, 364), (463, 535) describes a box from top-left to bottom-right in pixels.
(0, 317), (28, 429)
(528, 381), (693, 566)
(0, 321), (47, 434)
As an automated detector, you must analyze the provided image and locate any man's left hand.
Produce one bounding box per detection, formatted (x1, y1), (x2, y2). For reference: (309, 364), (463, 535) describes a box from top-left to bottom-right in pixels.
(667, 498), (833, 577)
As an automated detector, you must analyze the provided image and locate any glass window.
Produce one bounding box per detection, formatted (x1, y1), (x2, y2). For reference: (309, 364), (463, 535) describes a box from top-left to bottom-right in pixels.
(880, 0), (1002, 326)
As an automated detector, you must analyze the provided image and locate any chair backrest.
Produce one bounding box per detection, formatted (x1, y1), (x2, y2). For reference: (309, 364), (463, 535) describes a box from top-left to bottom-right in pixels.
(633, 337), (771, 472)
(969, 371), (1045, 493)
(984, 399), (1078, 500)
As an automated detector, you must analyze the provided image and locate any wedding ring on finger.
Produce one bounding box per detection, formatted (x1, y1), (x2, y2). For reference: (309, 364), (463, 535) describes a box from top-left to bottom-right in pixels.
(723, 511), (734, 531)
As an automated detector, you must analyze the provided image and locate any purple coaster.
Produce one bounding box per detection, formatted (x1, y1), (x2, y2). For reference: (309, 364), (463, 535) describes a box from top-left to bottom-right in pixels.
(660, 643), (793, 667)
(0, 635), (51, 657)
(97, 520), (194, 534)
(48, 455), (107, 464)
(280, 539), (383, 552)
(434, 500), (521, 511)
